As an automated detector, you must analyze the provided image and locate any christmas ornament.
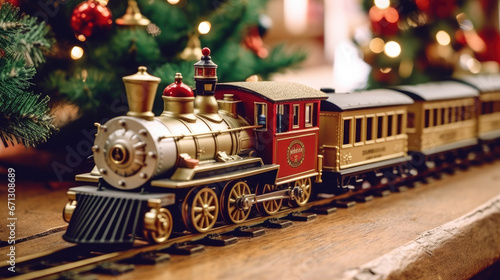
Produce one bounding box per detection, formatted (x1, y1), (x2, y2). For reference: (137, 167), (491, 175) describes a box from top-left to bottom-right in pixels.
(1, 0), (20, 6)
(369, 6), (399, 36)
(258, 14), (273, 37)
(116, 0), (150, 27)
(244, 26), (268, 58)
(0, 48), (4, 59)
(179, 34), (202, 61)
(71, 0), (113, 40)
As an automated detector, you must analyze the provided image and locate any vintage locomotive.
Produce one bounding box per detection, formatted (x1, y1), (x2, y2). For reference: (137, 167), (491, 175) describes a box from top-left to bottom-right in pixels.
(62, 48), (500, 245)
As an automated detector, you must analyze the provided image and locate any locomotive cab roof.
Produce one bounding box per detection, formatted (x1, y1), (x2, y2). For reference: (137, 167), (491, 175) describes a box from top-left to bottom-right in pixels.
(393, 81), (479, 101)
(217, 81), (328, 103)
(320, 88), (414, 112)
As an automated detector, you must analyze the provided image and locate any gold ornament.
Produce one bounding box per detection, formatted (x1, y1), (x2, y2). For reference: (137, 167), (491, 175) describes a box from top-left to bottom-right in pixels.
(116, 0), (150, 27)
(179, 34), (203, 61)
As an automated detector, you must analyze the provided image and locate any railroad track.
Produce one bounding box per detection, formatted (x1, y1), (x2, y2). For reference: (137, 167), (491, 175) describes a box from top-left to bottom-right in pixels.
(0, 173), (432, 280)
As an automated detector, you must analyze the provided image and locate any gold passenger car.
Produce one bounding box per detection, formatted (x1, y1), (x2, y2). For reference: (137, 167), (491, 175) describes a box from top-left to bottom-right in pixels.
(395, 81), (479, 160)
(459, 75), (500, 150)
(319, 89), (414, 189)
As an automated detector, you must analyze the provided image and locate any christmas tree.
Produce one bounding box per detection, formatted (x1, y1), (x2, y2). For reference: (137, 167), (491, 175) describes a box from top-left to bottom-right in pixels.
(19, 0), (305, 123)
(357, 0), (500, 88)
(0, 2), (55, 148)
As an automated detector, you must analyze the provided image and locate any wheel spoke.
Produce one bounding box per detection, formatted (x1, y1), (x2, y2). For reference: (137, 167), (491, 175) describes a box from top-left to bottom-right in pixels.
(273, 200), (279, 210)
(196, 196), (204, 207)
(194, 206), (203, 213)
(203, 191), (208, 204)
(194, 213), (203, 223)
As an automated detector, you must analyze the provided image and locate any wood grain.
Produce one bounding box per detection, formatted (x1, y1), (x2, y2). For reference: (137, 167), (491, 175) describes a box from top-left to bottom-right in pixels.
(1, 161), (500, 279)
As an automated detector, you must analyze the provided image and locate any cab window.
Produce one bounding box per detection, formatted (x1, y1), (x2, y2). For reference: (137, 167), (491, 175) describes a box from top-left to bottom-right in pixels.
(343, 119), (351, 145)
(293, 104), (300, 128)
(276, 104), (289, 133)
(255, 103), (267, 130)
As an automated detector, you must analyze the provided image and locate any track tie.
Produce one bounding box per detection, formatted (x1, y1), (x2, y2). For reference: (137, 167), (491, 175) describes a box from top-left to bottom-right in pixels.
(285, 212), (317, 221)
(372, 189), (391, 197)
(233, 226), (266, 237)
(353, 194), (374, 203)
(310, 205), (338, 215)
(93, 261), (134, 276)
(199, 234), (238, 246)
(396, 186), (409, 192)
(127, 251), (171, 264)
(165, 242), (205, 255)
(263, 218), (293, 229)
(56, 271), (98, 280)
(332, 200), (356, 208)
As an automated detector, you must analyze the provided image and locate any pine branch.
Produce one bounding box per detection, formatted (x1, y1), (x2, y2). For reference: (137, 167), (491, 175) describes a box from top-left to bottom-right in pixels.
(0, 93), (56, 147)
(0, 3), (56, 148)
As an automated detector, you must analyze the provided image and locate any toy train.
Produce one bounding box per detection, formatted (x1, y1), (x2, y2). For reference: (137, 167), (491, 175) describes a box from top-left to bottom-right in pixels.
(62, 48), (500, 245)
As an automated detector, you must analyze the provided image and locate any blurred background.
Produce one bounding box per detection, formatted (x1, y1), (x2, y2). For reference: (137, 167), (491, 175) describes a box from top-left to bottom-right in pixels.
(0, 0), (499, 182)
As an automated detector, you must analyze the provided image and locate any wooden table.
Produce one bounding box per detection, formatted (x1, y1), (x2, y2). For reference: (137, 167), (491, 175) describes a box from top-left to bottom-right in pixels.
(1, 161), (500, 280)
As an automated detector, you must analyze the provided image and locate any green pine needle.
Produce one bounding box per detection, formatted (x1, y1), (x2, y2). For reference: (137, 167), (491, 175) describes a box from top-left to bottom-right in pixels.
(0, 3), (56, 148)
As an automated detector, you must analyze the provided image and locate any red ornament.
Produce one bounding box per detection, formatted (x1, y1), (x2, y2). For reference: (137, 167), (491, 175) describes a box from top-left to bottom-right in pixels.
(70, 0), (112, 40)
(0, 48), (5, 59)
(163, 73), (194, 98)
(3, 0), (20, 6)
(243, 26), (269, 58)
(368, 6), (399, 36)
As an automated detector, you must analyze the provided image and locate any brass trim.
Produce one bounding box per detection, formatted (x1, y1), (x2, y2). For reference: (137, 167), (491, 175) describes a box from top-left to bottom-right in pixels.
(75, 173), (102, 183)
(339, 152), (406, 169)
(158, 125), (262, 141)
(109, 144), (129, 165)
(151, 163), (279, 188)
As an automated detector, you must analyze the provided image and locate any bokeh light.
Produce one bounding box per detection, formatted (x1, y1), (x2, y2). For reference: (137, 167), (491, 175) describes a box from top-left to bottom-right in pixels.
(370, 37), (385, 53)
(384, 41), (401, 58)
(436, 30), (451, 46)
(70, 46), (84, 60)
(198, 21), (211, 34)
(374, 0), (390, 9)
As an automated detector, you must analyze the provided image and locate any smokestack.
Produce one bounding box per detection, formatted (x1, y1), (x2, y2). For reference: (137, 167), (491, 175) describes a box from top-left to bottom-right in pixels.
(122, 66), (161, 120)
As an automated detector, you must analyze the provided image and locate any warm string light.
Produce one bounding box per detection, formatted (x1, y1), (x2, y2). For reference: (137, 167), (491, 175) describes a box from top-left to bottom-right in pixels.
(436, 30), (451, 46)
(369, 37), (385, 53)
(374, 0), (390, 9)
(198, 21), (211, 34)
(384, 41), (401, 58)
(71, 46), (84, 60)
(167, 0), (180, 4)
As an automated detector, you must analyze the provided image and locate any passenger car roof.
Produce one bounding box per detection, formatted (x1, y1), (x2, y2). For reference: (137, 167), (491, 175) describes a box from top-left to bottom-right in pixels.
(321, 88), (414, 112)
(393, 81), (479, 101)
(456, 75), (500, 93)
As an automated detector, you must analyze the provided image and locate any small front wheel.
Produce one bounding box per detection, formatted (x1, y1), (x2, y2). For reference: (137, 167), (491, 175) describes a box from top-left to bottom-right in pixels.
(143, 207), (173, 244)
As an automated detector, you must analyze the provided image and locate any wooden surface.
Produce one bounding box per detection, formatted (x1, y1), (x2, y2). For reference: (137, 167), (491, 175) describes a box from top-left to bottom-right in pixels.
(1, 161), (500, 279)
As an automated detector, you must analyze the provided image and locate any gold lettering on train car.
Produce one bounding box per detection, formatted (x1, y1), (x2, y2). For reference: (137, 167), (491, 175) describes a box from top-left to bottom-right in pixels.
(362, 147), (386, 156)
(287, 140), (305, 167)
